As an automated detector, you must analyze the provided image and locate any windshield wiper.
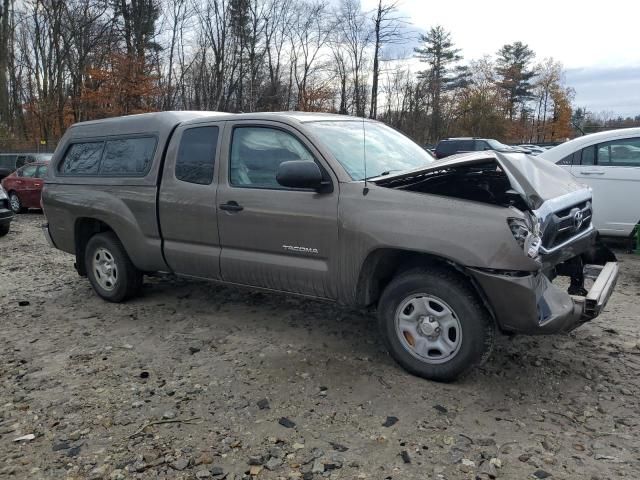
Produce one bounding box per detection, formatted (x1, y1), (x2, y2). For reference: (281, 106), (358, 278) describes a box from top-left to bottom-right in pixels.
(364, 169), (402, 180)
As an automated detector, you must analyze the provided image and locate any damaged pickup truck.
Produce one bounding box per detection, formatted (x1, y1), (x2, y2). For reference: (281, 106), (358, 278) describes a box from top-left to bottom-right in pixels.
(41, 112), (618, 381)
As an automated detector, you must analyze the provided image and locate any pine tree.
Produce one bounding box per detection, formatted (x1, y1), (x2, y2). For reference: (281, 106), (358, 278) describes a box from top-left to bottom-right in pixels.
(496, 41), (536, 121)
(414, 26), (461, 141)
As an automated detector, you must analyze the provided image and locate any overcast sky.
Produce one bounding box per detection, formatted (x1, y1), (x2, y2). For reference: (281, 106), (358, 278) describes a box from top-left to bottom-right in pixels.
(361, 0), (640, 117)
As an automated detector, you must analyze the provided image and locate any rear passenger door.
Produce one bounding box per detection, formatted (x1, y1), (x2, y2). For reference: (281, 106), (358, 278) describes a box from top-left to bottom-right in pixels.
(216, 121), (339, 298)
(159, 122), (223, 279)
(14, 164), (39, 207)
(571, 137), (640, 236)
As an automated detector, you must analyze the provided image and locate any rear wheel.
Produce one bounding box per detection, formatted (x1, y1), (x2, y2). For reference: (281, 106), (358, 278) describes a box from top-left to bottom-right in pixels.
(85, 232), (143, 302)
(9, 192), (25, 213)
(378, 268), (494, 382)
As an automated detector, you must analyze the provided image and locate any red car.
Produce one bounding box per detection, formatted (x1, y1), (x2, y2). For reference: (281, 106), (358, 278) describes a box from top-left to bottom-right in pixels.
(1, 162), (49, 213)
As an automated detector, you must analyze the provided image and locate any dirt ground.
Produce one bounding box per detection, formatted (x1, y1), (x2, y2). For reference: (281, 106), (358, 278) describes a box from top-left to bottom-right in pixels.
(1, 214), (639, 480)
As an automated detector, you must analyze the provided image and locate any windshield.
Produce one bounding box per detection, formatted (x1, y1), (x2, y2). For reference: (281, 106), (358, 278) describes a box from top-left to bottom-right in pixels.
(307, 121), (434, 180)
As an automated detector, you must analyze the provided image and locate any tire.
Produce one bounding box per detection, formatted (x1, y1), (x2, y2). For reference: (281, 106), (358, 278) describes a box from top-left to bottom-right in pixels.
(9, 192), (26, 213)
(377, 268), (494, 382)
(0, 223), (9, 237)
(85, 231), (143, 302)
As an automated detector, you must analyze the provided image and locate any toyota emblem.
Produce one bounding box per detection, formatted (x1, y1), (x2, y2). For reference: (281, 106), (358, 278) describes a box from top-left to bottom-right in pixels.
(573, 209), (584, 229)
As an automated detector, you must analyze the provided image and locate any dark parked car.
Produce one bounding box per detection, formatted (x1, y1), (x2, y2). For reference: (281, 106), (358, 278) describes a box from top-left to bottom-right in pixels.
(0, 153), (52, 180)
(42, 112), (617, 381)
(434, 138), (527, 159)
(0, 184), (13, 236)
(1, 162), (49, 213)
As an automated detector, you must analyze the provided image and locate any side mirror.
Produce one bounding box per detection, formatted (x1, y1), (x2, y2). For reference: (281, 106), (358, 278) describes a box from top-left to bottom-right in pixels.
(276, 160), (323, 190)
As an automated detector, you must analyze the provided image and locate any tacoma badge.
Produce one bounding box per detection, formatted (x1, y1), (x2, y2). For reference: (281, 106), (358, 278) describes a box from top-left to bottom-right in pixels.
(282, 245), (319, 254)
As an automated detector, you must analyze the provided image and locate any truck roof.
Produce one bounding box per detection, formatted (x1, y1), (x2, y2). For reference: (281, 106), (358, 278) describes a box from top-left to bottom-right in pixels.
(67, 111), (364, 139)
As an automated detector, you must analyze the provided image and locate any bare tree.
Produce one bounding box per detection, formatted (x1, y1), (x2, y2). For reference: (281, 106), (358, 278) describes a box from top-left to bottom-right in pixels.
(336, 0), (369, 117)
(288, 1), (331, 111)
(369, 0), (404, 119)
(0, 0), (13, 128)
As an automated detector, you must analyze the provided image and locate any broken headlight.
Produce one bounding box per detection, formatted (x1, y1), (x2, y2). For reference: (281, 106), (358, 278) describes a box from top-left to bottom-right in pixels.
(508, 215), (542, 259)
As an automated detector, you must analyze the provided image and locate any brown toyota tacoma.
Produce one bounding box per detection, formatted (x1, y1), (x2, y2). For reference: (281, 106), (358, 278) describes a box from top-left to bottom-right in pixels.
(41, 111), (618, 381)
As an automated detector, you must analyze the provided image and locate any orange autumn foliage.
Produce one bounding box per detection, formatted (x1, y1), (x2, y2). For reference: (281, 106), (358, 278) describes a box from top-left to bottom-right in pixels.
(81, 54), (160, 119)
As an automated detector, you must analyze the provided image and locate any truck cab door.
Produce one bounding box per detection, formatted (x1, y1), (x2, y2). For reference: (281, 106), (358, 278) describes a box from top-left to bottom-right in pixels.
(216, 121), (339, 298)
(158, 122), (224, 279)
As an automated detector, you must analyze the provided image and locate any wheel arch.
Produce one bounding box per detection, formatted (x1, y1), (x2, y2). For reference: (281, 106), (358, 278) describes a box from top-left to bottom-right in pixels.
(74, 217), (117, 276)
(355, 248), (498, 322)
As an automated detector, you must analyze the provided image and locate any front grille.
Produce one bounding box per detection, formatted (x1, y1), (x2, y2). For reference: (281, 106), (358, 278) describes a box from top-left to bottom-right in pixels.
(541, 200), (592, 249)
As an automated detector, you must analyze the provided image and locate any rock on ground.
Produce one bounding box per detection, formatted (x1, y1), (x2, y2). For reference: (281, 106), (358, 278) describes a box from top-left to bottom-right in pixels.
(1, 214), (639, 479)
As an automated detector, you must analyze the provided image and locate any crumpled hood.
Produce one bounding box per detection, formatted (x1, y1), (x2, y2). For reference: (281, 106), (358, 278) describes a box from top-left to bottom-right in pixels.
(371, 151), (587, 210)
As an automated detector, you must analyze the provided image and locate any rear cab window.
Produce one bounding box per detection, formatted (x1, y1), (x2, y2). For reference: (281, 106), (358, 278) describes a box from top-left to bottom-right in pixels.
(175, 126), (219, 185)
(58, 137), (157, 176)
(101, 138), (157, 175)
(60, 142), (103, 175)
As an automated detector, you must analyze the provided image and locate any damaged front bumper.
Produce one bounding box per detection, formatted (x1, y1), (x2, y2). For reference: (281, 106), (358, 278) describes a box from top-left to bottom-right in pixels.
(469, 262), (619, 334)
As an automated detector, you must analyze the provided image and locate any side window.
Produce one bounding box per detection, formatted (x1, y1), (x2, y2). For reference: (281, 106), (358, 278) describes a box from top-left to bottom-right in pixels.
(475, 140), (490, 151)
(581, 146), (595, 165)
(558, 150), (581, 166)
(458, 140), (474, 151)
(230, 127), (314, 189)
(100, 137), (157, 175)
(557, 153), (573, 165)
(20, 164), (38, 178)
(175, 126), (219, 185)
(60, 142), (104, 175)
(36, 165), (49, 178)
(572, 151), (581, 165)
(436, 142), (456, 156)
(597, 138), (640, 167)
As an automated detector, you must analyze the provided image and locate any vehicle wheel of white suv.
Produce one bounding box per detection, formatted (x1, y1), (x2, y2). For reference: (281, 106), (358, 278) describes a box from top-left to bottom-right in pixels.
(85, 232), (143, 302)
(378, 268), (494, 382)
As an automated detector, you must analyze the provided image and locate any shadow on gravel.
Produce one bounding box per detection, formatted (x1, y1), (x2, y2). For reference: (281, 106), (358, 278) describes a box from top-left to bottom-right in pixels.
(111, 273), (605, 396)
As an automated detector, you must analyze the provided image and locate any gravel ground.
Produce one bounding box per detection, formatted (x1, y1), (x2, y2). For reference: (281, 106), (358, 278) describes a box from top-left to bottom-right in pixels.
(1, 214), (639, 480)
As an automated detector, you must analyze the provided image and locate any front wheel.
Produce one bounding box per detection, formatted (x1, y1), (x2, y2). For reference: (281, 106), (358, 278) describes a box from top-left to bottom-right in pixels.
(378, 268), (494, 382)
(85, 232), (143, 302)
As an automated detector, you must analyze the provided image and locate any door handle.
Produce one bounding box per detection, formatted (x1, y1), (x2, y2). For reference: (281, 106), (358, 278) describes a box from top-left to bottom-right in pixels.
(219, 201), (244, 212)
(581, 170), (605, 175)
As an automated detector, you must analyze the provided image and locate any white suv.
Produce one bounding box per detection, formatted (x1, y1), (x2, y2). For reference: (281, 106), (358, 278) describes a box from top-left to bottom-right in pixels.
(539, 128), (640, 238)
